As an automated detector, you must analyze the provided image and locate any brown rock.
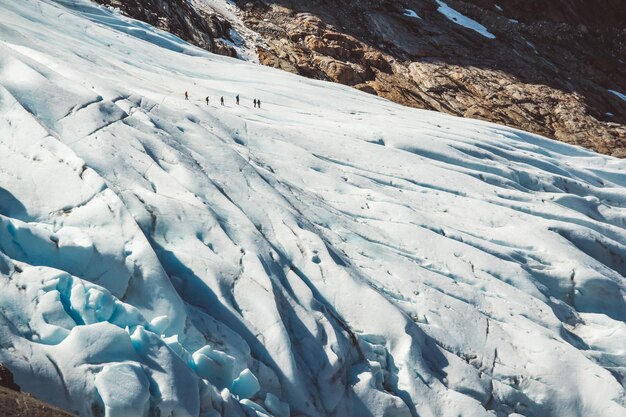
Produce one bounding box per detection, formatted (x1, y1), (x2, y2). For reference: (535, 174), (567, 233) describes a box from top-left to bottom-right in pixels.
(0, 364), (20, 392)
(364, 51), (392, 73)
(312, 56), (365, 85)
(354, 83), (378, 95)
(0, 386), (77, 417)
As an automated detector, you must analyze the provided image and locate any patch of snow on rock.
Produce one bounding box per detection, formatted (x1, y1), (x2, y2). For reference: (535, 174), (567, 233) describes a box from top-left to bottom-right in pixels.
(609, 89), (626, 102)
(403, 9), (422, 19)
(436, 0), (496, 39)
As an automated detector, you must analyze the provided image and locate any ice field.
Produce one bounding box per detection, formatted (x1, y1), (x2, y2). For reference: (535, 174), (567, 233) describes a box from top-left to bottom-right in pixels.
(0, 1), (625, 416)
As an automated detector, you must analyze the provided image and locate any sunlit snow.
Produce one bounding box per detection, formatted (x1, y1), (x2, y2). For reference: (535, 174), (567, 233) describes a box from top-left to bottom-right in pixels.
(436, 0), (497, 39)
(610, 89), (626, 102)
(403, 9), (422, 20)
(0, 1), (625, 417)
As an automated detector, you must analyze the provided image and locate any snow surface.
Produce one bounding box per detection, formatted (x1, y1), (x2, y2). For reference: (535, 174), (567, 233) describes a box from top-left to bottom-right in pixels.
(436, 0), (497, 39)
(0, 1), (625, 417)
(610, 89), (626, 102)
(403, 9), (422, 20)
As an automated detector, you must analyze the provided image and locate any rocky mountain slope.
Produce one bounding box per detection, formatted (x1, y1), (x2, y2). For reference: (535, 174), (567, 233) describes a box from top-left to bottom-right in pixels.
(94, 0), (626, 156)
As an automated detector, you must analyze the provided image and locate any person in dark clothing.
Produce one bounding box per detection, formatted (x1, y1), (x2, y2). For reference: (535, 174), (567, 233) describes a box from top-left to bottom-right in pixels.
(257, 99), (261, 109)
(253, 99), (257, 108)
(236, 95), (240, 105)
(205, 96), (209, 105)
(184, 91), (189, 100)
(220, 96), (224, 106)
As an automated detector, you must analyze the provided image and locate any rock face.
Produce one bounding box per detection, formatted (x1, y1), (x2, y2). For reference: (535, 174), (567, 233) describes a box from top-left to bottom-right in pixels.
(94, 0), (239, 56)
(95, 0), (626, 156)
(0, 363), (20, 392)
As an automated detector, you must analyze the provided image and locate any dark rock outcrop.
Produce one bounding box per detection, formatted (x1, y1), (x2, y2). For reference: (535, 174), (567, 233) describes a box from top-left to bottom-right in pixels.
(0, 363), (20, 392)
(94, 0), (238, 56)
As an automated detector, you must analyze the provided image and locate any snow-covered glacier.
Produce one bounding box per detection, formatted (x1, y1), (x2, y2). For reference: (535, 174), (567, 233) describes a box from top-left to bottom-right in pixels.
(0, 1), (625, 416)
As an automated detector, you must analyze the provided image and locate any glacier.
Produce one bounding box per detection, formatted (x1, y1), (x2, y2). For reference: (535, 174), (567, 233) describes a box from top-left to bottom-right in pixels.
(0, 1), (625, 417)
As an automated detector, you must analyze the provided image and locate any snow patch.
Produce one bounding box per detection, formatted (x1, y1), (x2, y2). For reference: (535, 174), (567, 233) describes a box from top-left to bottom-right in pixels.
(609, 89), (626, 102)
(436, 0), (496, 39)
(403, 9), (422, 20)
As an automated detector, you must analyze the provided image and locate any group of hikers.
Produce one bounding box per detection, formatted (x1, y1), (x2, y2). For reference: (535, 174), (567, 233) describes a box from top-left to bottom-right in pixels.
(184, 91), (261, 108)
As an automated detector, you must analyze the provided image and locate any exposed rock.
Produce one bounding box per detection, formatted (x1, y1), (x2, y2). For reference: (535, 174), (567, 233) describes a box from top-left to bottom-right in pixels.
(0, 364), (20, 392)
(312, 56), (368, 85)
(364, 51), (392, 73)
(93, 0), (238, 56)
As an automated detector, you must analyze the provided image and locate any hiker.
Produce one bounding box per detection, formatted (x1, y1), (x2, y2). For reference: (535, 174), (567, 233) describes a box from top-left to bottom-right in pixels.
(236, 94), (240, 105)
(220, 96), (224, 106)
(184, 91), (189, 100)
(257, 99), (261, 109)
(253, 99), (257, 108)
(205, 96), (209, 105)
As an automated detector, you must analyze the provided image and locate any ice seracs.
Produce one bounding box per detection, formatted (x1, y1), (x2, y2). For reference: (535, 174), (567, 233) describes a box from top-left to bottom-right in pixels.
(231, 369), (261, 400)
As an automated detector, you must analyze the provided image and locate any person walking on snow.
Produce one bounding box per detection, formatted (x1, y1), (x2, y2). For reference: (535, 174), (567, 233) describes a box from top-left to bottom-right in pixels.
(236, 95), (240, 105)
(220, 96), (224, 106)
(184, 91), (189, 100)
(257, 99), (261, 109)
(205, 96), (209, 105)
(253, 99), (257, 108)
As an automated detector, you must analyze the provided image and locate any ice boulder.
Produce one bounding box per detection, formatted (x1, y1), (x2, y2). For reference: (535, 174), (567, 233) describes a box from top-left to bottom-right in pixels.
(240, 399), (270, 416)
(149, 315), (170, 335)
(35, 290), (73, 344)
(94, 363), (150, 417)
(231, 369), (260, 400)
(129, 326), (202, 417)
(264, 393), (290, 417)
(80, 287), (117, 324)
(353, 370), (413, 417)
(56, 322), (139, 365)
(192, 345), (236, 389)
(163, 334), (195, 368)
